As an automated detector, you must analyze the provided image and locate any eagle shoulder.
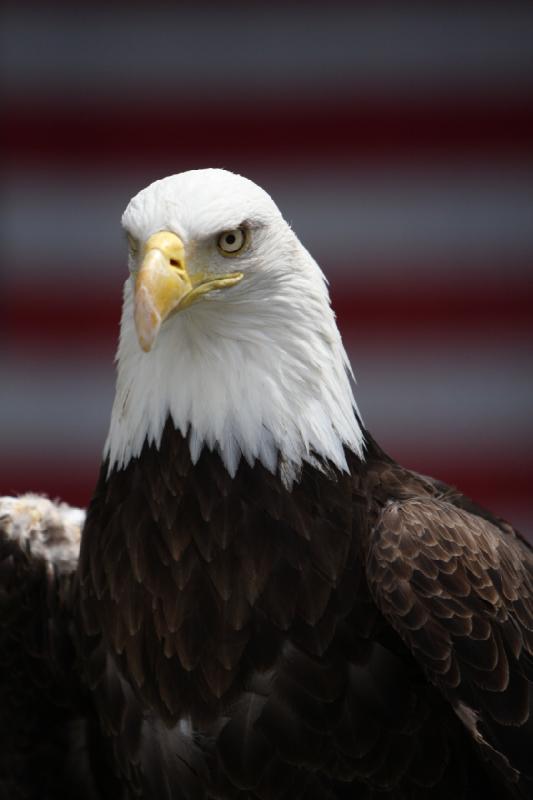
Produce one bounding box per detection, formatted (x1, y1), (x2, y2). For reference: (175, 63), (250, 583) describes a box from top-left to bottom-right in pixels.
(0, 495), (107, 800)
(366, 493), (533, 797)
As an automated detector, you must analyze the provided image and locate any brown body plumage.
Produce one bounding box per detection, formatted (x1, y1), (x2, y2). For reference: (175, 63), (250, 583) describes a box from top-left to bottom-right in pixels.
(74, 422), (533, 799)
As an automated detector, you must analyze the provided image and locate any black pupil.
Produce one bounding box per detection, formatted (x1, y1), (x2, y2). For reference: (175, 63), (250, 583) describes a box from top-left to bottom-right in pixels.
(225, 234), (236, 245)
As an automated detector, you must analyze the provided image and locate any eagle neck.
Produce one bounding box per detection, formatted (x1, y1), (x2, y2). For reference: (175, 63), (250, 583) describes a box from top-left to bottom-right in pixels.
(104, 277), (364, 485)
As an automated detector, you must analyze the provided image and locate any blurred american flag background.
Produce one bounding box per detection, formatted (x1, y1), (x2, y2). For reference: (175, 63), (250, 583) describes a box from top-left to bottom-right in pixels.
(2, 2), (533, 536)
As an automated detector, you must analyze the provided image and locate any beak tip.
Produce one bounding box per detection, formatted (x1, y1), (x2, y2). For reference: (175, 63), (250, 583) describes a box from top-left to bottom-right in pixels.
(139, 338), (153, 354)
(134, 287), (162, 353)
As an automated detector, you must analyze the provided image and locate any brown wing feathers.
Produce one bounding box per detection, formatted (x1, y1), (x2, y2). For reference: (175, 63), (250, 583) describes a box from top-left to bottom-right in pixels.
(367, 496), (533, 796)
(0, 496), (114, 800)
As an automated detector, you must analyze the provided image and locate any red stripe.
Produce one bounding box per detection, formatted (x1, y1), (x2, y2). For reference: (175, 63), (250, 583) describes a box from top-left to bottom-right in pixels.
(6, 94), (533, 167)
(1, 455), (531, 520)
(4, 274), (533, 352)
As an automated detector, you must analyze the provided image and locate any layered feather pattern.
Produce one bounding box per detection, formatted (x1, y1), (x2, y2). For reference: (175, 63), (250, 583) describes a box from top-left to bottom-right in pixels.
(75, 424), (530, 798)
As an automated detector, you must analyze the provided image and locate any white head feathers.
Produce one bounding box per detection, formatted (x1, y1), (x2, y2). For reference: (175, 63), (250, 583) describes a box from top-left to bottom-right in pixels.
(105, 168), (364, 484)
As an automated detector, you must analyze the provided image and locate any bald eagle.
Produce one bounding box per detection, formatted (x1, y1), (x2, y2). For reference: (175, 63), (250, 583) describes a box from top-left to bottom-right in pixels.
(1, 169), (532, 800)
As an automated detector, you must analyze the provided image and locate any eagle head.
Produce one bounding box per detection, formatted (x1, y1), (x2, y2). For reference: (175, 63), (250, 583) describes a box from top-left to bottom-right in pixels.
(106, 169), (363, 481)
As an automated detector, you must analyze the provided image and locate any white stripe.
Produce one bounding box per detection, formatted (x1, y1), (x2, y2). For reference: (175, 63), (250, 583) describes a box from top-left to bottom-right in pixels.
(3, 4), (533, 96)
(2, 340), (532, 460)
(353, 339), (533, 457)
(5, 165), (533, 282)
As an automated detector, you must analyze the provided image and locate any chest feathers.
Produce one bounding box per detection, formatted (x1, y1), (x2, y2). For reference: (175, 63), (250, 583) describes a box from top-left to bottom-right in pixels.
(79, 421), (363, 723)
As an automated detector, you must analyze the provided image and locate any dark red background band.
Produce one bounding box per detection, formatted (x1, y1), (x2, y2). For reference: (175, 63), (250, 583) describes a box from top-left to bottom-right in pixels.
(6, 94), (533, 167)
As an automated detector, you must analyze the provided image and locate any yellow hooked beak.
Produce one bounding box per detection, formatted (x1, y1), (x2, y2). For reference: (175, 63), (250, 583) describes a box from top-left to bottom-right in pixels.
(134, 231), (243, 352)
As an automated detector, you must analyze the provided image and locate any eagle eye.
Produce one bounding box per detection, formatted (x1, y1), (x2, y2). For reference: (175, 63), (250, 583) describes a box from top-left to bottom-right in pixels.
(217, 228), (247, 256)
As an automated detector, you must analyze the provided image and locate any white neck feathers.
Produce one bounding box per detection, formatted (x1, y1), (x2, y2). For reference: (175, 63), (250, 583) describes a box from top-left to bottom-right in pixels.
(105, 247), (364, 485)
